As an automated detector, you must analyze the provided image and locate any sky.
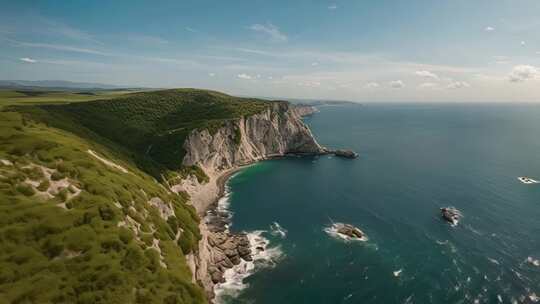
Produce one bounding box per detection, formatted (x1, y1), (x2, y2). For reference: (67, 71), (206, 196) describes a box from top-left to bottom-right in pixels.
(1, 0), (540, 102)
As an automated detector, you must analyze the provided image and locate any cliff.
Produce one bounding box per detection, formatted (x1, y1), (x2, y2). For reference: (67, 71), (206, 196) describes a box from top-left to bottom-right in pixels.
(292, 104), (319, 117)
(172, 101), (325, 299)
(4, 89), (326, 303)
(183, 102), (323, 174)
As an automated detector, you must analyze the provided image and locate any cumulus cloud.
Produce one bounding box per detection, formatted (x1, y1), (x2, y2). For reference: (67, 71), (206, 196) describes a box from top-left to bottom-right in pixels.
(311, 62), (319, 66)
(19, 57), (36, 63)
(447, 81), (471, 89)
(237, 73), (252, 80)
(508, 65), (539, 82)
(521, 41), (526, 46)
(415, 70), (439, 80)
(249, 23), (287, 42)
(328, 4), (338, 9)
(484, 26), (495, 32)
(365, 82), (380, 89)
(209, 73), (215, 77)
(390, 80), (405, 89)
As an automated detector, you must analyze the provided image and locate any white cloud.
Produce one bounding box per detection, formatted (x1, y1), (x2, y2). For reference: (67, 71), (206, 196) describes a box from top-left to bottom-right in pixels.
(447, 81), (471, 89)
(419, 82), (438, 89)
(311, 62), (319, 66)
(209, 73), (215, 77)
(508, 65), (539, 82)
(415, 70), (439, 80)
(492, 55), (509, 64)
(249, 23), (288, 42)
(521, 41), (526, 46)
(17, 42), (109, 55)
(185, 27), (198, 33)
(484, 26), (495, 32)
(328, 4), (338, 9)
(19, 57), (36, 63)
(390, 80), (405, 89)
(297, 81), (321, 87)
(237, 73), (253, 80)
(365, 82), (380, 89)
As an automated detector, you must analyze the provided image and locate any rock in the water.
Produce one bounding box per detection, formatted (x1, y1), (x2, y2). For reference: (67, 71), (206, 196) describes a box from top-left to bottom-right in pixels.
(334, 149), (358, 159)
(440, 207), (461, 225)
(208, 266), (225, 284)
(336, 224), (364, 239)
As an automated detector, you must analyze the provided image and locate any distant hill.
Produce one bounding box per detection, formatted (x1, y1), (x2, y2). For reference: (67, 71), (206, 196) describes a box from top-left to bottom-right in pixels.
(0, 80), (140, 91)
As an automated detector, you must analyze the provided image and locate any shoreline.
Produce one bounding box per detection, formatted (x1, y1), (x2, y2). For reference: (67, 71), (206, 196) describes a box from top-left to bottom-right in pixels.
(210, 165), (250, 215)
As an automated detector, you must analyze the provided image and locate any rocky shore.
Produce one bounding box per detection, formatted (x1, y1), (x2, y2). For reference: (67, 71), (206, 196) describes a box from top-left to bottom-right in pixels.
(176, 102), (327, 301)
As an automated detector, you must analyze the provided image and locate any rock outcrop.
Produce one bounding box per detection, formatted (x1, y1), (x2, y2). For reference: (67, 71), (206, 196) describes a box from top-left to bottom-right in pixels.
(337, 224), (364, 239)
(182, 101), (325, 176)
(334, 149), (358, 159)
(292, 104), (318, 117)
(178, 101), (326, 300)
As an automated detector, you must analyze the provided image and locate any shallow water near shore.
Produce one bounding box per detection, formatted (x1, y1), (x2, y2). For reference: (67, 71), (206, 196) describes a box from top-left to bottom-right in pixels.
(221, 103), (540, 303)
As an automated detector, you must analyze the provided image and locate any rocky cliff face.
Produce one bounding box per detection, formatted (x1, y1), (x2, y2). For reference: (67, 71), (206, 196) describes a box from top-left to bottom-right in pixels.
(292, 104), (318, 117)
(175, 101), (325, 301)
(182, 101), (324, 175)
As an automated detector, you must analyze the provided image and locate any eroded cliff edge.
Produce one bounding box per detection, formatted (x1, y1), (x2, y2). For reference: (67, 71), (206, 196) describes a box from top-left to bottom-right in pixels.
(171, 102), (325, 299)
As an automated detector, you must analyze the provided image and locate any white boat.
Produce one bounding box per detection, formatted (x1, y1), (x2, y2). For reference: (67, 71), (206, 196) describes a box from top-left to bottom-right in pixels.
(518, 177), (539, 184)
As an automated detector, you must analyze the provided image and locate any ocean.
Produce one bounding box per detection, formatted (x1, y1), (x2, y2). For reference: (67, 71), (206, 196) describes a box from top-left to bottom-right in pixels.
(215, 103), (540, 304)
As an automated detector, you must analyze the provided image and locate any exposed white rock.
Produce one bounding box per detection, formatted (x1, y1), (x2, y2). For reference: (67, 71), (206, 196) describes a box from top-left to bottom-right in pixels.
(148, 197), (174, 220)
(87, 149), (129, 173)
(0, 159), (13, 166)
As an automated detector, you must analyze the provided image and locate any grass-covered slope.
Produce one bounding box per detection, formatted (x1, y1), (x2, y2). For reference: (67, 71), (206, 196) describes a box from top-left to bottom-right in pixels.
(0, 88), (274, 303)
(29, 89), (270, 175)
(0, 110), (206, 303)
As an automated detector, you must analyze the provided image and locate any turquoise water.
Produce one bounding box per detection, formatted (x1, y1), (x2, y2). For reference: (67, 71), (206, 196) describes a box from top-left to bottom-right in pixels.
(224, 103), (540, 303)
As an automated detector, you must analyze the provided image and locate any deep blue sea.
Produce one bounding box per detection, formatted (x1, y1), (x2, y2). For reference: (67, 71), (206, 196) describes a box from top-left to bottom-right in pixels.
(220, 103), (540, 304)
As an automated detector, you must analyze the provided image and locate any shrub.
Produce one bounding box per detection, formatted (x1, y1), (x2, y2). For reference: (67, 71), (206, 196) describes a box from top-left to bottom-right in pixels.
(16, 183), (35, 196)
(37, 179), (50, 191)
(50, 171), (65, 181)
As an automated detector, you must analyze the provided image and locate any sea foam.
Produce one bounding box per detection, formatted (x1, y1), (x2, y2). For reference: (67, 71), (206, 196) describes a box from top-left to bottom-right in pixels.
(213, 186), (284, 303)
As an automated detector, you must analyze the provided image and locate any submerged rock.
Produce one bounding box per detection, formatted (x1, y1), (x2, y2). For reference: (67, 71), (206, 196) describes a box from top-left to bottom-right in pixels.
(334, 149), (358, 159)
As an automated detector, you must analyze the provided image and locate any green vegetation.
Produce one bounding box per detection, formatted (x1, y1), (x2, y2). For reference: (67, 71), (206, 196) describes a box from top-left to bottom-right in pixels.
(0, 110), (204, 303)
(0, 89), (136, 107)
(12, 89), (269, 177)
(0, 88), (274, 303)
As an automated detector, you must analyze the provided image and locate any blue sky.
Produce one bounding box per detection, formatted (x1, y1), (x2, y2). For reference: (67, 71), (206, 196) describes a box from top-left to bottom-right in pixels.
(1, 0), (540, 102)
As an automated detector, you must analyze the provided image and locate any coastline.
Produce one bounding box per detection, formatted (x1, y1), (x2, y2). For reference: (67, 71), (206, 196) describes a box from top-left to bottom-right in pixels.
(211, 165), (249, 215)
(180, 104), (325, 302)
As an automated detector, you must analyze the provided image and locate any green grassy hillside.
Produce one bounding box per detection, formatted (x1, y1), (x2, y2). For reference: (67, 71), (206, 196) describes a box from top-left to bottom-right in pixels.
(0, 88), (273, 303)
(20, 89), (270, 176)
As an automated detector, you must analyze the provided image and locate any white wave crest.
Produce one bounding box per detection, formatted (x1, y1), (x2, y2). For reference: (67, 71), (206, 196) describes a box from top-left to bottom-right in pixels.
(270, 222), (287, 238)
(527, 256), (540, 266)
(214, 230), (284, 303)
(324, 223), (368, 242)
